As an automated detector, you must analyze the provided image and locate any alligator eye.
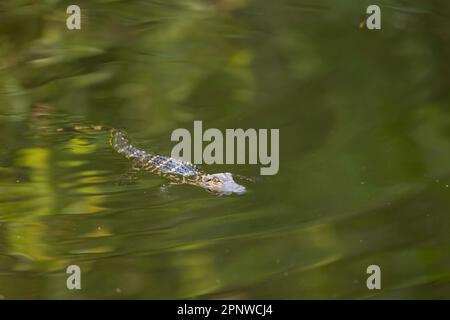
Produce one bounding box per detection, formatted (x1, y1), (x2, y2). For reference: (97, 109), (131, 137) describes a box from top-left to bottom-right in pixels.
(212, 177), (220, 183)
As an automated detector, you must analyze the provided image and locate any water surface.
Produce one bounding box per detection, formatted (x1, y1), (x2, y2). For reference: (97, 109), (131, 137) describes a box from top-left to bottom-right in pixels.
(1, 0), (450, 299)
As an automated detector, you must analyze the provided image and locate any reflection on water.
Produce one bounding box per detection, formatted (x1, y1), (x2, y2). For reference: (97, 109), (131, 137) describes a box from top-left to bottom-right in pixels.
(1, 0), (450, 299)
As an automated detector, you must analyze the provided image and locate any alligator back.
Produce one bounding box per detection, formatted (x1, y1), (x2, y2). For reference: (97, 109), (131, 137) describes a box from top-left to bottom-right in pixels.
(147, 155), (203, 177)
(110, 129), (204, 180)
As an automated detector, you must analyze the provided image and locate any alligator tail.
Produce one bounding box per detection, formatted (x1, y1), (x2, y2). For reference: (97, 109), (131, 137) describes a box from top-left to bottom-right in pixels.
(110, 129), (148, 160)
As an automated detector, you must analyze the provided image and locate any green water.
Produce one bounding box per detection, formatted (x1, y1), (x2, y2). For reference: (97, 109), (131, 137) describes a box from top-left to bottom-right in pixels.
(1, 0), (450, 299)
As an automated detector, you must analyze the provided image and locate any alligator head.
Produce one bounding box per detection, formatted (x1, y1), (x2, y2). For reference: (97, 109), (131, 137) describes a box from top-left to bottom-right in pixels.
(201, 173), (246, 195)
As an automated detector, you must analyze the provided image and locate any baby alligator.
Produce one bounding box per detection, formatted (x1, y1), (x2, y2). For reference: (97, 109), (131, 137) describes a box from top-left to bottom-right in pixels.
(110, 129), (246, 195)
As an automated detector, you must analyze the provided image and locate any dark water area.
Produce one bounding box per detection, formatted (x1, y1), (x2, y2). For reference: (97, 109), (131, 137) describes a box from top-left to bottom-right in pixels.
(1, 0), (450, 299)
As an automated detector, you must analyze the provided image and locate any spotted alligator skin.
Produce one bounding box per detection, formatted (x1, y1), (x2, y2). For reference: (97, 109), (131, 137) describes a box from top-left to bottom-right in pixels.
(110, 129), (246, 195)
